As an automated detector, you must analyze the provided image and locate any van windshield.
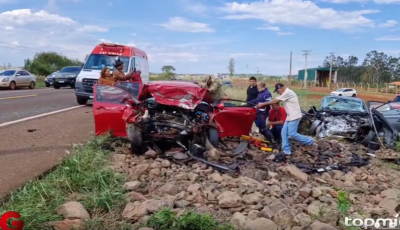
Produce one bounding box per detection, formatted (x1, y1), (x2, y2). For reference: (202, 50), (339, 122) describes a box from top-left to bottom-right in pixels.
(83, 54), (129, 72)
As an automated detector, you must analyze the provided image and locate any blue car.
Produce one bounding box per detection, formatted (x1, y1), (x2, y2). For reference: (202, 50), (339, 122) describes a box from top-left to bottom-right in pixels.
(222, 81), (233, 87)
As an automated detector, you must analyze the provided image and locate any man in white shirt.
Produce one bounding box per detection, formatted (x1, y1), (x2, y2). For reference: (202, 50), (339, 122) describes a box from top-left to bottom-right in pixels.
(256, 83), (316, 156)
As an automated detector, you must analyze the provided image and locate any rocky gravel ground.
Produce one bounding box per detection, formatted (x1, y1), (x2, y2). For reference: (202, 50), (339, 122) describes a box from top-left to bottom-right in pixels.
(48, 138), (400, 230)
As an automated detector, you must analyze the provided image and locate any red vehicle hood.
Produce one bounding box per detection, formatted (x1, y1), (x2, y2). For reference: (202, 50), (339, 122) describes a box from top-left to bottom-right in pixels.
(138, 81), (212, 109)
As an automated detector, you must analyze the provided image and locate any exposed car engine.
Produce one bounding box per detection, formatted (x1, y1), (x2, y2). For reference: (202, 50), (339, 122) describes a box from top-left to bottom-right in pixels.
(314, 113), (371, 139)
(133, 98), (215, 151)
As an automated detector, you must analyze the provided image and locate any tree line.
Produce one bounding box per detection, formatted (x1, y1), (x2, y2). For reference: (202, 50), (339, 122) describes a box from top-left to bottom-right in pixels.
(24, 52), (83, 76)
(321, 50), (400, 85)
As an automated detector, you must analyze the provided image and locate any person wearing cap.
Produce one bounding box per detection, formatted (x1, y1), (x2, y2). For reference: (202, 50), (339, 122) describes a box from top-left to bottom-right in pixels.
(247, 81), (277, 147)
(112, 56), (134, 83)
(201, 75), (226, 103)
(256, 83), (316, 156)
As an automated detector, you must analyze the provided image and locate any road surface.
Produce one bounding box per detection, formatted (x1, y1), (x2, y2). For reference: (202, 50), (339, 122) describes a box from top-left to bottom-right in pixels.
(0, 88), (83, 124)
(0, 88), (96, 198)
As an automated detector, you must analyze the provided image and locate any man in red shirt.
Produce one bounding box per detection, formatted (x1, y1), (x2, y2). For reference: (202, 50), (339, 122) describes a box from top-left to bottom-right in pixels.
(267, 102), (287, 143)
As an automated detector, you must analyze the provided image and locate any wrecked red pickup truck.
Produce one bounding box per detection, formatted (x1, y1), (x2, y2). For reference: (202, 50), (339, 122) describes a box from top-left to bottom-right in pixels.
(93, 81), (257, 155)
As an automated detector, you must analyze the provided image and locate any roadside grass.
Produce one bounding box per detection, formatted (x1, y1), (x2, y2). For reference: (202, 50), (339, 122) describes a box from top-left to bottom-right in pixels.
(0, 135), (129, 229)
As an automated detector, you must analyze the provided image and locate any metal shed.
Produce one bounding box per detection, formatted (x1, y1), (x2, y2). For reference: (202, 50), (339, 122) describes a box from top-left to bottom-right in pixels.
(298, 67), (338, 87)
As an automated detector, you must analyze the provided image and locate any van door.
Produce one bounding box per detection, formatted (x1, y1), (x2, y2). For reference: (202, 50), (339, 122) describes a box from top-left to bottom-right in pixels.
(135, 57), (149, 84)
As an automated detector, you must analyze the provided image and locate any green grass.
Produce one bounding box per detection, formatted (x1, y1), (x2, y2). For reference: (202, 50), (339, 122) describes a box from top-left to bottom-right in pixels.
(143, 208), (235, 230)
(0, 135), (128, 230)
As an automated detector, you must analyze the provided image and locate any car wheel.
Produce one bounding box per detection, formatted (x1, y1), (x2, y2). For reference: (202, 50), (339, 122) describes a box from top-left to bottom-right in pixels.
(128, 125), (144, 155)
(208, 127), (219, 148)
(70, 84), (75, 89)
(360, 130), (376, 146)
(352, 94), (356, 97)
(338, 94), (342, 96)
(45, 83), (50, 87)
(9, 81), (16, 90)
(76, 97), (88, 105)
(54, 84), (60, 89)
(29, 81), (35, 89)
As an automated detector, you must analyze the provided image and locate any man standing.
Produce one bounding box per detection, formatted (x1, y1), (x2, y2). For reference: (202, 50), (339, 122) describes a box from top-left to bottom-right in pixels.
(256, 83), (316, 156)
(266, 103), (286, 143)
(201, 76), (225, 103)
(248, 82), (277, 147)
(246, 76), (258, 102)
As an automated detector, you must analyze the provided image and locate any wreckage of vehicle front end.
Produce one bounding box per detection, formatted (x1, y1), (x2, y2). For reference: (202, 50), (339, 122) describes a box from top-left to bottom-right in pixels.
(121, 81), (257, 172)
(299, 95), (398, 149)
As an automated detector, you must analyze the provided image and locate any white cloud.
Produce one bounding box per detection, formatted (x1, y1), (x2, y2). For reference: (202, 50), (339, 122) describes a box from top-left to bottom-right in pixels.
(378, 20), (397, 27)
(131, 33), (136, 36)
(256, 26), (280, 31)
(222, 0), (378, 30)
(375, 36), (400, 41)
(156, 17), (214, 33)
(277, 32), (293, 35)
(0, 9), (107, 64)
(77, 25), (108, 32)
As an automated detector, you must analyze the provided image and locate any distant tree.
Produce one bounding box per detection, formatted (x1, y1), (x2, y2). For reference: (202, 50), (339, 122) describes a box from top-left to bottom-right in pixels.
(161, 65), (176, 79)
(228, 58), (235, 76)
(24, 52), (83, 76)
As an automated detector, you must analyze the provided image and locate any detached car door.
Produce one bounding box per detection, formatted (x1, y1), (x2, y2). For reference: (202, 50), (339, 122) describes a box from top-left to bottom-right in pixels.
(93, 84), (138, 137)
(213, 99), (257, 137)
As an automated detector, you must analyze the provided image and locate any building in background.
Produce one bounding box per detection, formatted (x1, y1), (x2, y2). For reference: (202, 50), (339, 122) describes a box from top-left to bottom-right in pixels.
(297, 67), (338, 87)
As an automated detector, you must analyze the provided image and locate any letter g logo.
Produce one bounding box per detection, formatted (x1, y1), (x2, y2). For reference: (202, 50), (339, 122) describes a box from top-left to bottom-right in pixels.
(0, 211), (24, 230)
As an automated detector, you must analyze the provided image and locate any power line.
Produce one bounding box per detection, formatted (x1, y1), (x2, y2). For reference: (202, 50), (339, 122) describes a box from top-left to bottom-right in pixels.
(302, 50), (312, 88)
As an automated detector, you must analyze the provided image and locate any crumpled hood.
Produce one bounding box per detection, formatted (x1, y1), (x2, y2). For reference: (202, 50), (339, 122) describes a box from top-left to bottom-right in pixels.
(138, 80), (212, 109)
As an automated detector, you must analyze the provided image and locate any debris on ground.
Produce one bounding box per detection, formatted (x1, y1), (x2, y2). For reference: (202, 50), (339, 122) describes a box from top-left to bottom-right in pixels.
(109, 138), (400, 229)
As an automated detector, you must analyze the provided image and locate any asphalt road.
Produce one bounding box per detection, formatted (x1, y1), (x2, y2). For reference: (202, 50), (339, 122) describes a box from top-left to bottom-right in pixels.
(0, 88), (88, 124)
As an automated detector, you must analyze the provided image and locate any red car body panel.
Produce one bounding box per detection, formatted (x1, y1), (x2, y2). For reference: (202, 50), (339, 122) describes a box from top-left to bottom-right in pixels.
(93, 81), (256, 138)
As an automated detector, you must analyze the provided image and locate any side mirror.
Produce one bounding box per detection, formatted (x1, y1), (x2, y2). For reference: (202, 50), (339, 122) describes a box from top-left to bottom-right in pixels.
(216, 102), (225, 110)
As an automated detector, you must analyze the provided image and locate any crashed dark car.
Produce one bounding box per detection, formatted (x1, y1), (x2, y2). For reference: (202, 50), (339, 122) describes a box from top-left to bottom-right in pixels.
(92, 81), (257, 163)
(300, 96), (398, 149)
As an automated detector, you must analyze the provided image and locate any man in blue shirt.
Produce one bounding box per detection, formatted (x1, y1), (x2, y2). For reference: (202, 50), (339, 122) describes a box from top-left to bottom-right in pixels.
(247, 82), (277, 148)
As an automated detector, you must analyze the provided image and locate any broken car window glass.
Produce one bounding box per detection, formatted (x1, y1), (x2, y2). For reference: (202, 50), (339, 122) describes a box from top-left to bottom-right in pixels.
(320, 96), (366, 112)
(96, 85), (131, 104)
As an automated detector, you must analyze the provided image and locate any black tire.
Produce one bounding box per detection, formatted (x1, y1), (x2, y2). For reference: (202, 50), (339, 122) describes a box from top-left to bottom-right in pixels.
(45, 83), (50, 87)
(76, 97), (88, 105)
(9, 81), (16, 90)
(352, 94), (356, 97)
(29, 81), (35, 89)
(54, 84), (60, 89)
(338, 94), (342, 96)
(129, 126), (144, 155)
(70, 84), (75, 89)
(208, 127), (219, 148)
(361, 130), (376, 146)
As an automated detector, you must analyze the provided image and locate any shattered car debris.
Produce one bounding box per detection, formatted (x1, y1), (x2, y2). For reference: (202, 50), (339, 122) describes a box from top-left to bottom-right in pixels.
(92, 81), (257, 172)
(300, 96), (398, 148)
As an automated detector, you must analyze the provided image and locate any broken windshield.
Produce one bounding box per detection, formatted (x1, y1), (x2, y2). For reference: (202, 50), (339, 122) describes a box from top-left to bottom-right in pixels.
(320, 96), (366, 113)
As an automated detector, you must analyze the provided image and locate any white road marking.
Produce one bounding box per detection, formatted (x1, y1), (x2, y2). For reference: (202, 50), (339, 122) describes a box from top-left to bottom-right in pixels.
(0, 88), (53, 94)
(0, 105), (86, 127)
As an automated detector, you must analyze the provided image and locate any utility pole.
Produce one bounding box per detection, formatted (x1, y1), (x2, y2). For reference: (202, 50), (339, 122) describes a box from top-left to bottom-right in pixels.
(246, 64), (248, 78)
(288, 51), (292, 86)
(302, 50), (311, 88)
(328, 52), (334, 90)
(256, 66), (259, 75)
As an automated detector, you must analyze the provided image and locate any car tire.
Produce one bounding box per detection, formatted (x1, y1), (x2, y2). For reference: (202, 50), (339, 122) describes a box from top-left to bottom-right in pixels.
(9, 81), (16, 90)
(70, 84), (75, 89)
(76, 97), (88, 105)
(54, 84), (60, 89)
(128, 125), (144, 155)
(352, 94), (356, 97)
(338, 94), (342, 96)
(29, 81), (35, 89)
(361, 130), (376, 146)
(208, 127), (219, 148)
(45, 83), (50, 87)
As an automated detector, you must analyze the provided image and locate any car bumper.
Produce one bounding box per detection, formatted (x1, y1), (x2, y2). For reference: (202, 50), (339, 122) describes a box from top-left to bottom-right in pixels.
(45, 79), (54, 85)
(0, 82), (10, 87)
(74, 82), (94, 99)
(54, 78), (75, 86)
